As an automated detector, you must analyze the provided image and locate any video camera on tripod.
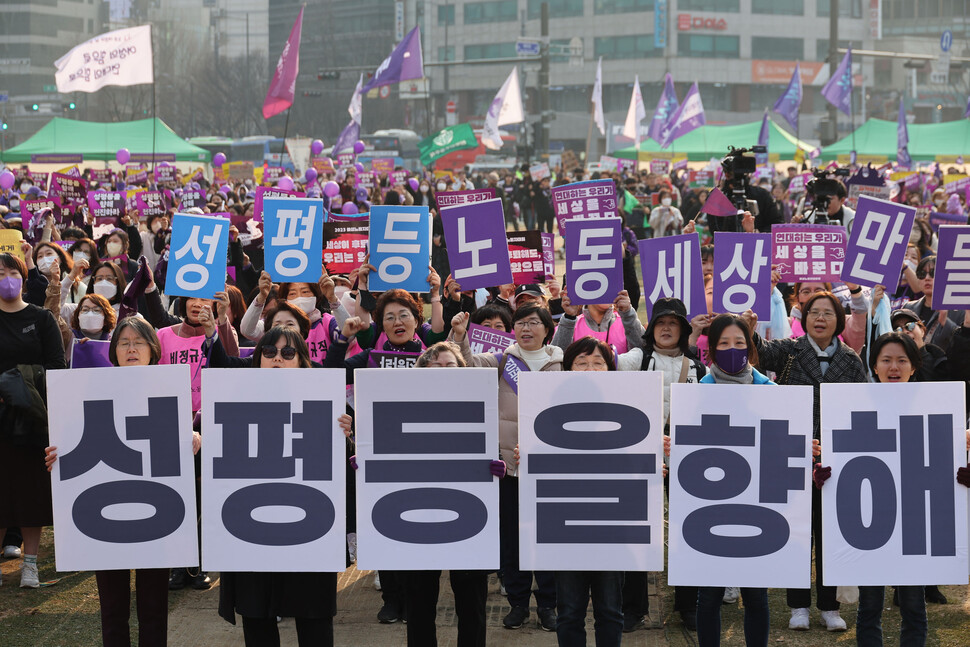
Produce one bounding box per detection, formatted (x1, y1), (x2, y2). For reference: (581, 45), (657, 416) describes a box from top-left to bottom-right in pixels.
(804, 167), (850, 224)
(715, 146), (766, 231)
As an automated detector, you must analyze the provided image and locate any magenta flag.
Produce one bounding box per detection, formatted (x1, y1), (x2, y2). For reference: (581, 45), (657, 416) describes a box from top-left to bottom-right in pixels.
(700, 187), (738, 218)
(263, 6), (304, 119)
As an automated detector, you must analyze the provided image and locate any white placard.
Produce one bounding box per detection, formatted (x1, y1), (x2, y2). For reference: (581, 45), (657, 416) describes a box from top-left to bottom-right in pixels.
(821, 382), (969, 585)
(48, 365), (198, 571)
(54, 25), (154, 94)
(354, 367), (500, 570)
(201, 368), (347, 572)
(518, 371), (665, 571)
(668, 383), (814, 587)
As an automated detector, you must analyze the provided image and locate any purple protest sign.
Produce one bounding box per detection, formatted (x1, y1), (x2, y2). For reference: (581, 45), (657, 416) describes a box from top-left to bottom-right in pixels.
(129, 153), (176, 164)
(29, 171), (50, 191)
(928, 210), (968, 232)
(944, 175), (970, 194)
(20, 198), (63, 230)
(49, 173), (87, 202)
(540, 233), (555, 281)
(841, 196), (917, 289)
(713, 232), (772, 319)
(254, 186), (307, 222)
(649, 159), (670, 175)
(154, 165), (177, 184)
(371, 158), (395, 175)
(564, 217), (623, 305)
(135, 191), (166, 219)
(639, 233), (706, 319)
(70, 339), (112, 369)
(337, 153), (355, 168)
(505, 231), (546, 285)
(933, 225), (970, 309)
(551, 179), (619, 237)
(179, 189), (206, 211)
(263, 167), (285, 186)
(771, 224), (847, 283)
(468, 323), (515, 354)
(125, 165), (149, 186)
(434, 189), (496, 208)
(391, 170), (409, 186)
(87, 191), (126, 224)
(440, 198), (513, 291)
(89, 169), (113, 185)
(617, 159), (636, 173)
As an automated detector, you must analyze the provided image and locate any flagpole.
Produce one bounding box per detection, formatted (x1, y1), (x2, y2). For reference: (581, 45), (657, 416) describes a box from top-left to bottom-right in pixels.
(585, 111), (594, 170)
(151, 23), (156, 172)
(281, 108), (291, 160)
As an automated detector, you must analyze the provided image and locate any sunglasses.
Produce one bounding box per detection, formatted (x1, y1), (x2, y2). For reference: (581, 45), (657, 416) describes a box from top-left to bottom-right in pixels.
(261, 345), (297, 360)
(894, 321), (919, 333)
(916, 268), (935, 279)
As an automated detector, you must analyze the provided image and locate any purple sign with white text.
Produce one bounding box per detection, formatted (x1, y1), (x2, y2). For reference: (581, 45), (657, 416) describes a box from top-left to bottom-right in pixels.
(20, 198), (62, 229)
(931, 225), (970, 309)
(179, 190), (206, 211)
(49, 173), (87, 202)
(841, 196), (917, 288)
(928, 211), (967, 232)
(468, 323), (515, 354)
(440, 198), (513, 291)
(713, 232), (772, 319)
(771, 224), (847, 283)
(135, 191), (166, 219)
(435, 189), (496, 208)
(638, 233), (706, 319)
(87, 191), (126, 224)
(551, 179), (618, 237)
(154, 165), (177, 184)
(254, 186), (307, 222)
(541, 233), (555, 281)
(564, 217), (623, 306)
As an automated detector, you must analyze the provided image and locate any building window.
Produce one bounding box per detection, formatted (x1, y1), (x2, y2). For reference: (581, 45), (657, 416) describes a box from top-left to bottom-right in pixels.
(464, 1), (518, 23)
(464, 42), (517, 59)
(594, 0), (654, 13)
(817, 0), (863, 17)
(816, 39), (852, 61)
(438, 5), (455, 25)
(751, 0), (803, 14)
(752, 37), (803, 60)
(438, 46), (455, 62)
(697, 83), (730, 111)
(917, 0), (940, 16)
(594, 35), (663, 59)
(528, 0), (584, 18)
(677, 0), (740, 12)
(677, 34), (740, 58)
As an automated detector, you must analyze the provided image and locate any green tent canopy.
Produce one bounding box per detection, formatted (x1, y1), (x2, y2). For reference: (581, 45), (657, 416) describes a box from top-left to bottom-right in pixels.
(821, 118), (970, 162)
(1, 118), (211, 163)
(613, 118), (814, 162)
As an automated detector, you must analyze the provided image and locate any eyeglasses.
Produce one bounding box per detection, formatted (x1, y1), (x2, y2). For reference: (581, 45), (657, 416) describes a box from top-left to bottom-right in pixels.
(806, 310), (836, 320)
(895, 321), (919, 332)
(514, 319), (545, 329)
(95, 275), (118, 283)
(916, 268), (935, 279)
(799, 287), (825, 296)
(261, 345), (297, 360)
(383, 311), (414, 324)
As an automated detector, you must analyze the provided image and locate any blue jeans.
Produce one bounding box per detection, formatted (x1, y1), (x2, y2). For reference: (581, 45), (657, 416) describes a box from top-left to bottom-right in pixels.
(555, 571), (623, 647)
(857, 586), (926, 647)
(696, 587), (769, 647)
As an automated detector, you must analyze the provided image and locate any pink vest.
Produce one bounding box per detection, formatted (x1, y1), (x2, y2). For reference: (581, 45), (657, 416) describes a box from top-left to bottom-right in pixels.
(574, 313), (628, 355)
(306, 313), (335, 364)
(157, 326), (206, 412)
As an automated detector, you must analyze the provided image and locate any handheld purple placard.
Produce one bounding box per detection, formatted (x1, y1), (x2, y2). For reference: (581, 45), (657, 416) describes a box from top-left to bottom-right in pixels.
(932, 225), (970, 309)
(49, 173), (87, 202)
(468, 323), (515, 354)
(505, 231), (546, 285)
(434, 189), (496, 208)
(87, 191), (126, 224)
(551, 179), (619, 237)
(771, 224), (847, 283)
(564, 217), (623, 305)
(179, 189), (206, 211)
(928, 211), (967, 232)
(639, 233), (706, 319)
(263, 167), (285, 186)
(540, 233), (555, 281)
(70, 339), (112, 368)
(440, 198), (513, 291)
(713, 232), (772, 319)
(841, 196), (917, 288)
(20, 198), (63, 229)
(154, 165), (177, 184)
(135, 191), (166, 219)
(371, 158), (395, 175)
(254, 186), (307, 222)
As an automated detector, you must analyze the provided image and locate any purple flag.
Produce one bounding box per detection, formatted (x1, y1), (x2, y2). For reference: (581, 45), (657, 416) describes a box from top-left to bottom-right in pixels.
(660, 82), (705, 149)
(565, 217), (624, 305)
(71, 339), (112, 368)
(756, 110), (770, 166)
(841, 196), (917, 288)
(647, 73), (679, 143)
(713, 232), (772, 319)
(773, 62), (802, 132)
(263, 6), (303, 119)
(439, 198), (513, 291)
(700, 187), (738, 217)
(821, 48), (852, 116)
(467, 323), (515, 354)
(639, 234), (706, 319)
(934, 225), (970, 309)
(771, 224), (847, 283)
(550, 179), (619, 237)
(359, 26), (424, 94)
(964, 95), (970, 119)
(897, 99), (912, 169)
(928, 210), (968, 232)
(331, 120), (360, 157)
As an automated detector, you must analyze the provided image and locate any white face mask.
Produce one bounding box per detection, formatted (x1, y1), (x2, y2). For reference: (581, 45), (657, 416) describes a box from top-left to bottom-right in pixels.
(333, 285), (350, 302)
(93, 280), (117, 299)
(105, 242), (123, 257)
(420, 185), (429, 193)
(340, 289), (358, 318)
(73, 251), (89, 264)
(661, 198), (672, 207)
(19, 182), (30, 193)
(79, 311), (104, 332)
(909, 227), (921, 244)
(436, 182), (447, 192)
(38, 256), (57, 274)
(289, 296), (317, 314)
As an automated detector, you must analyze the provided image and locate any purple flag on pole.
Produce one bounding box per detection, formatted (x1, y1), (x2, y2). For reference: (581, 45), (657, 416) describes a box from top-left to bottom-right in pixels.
(359, 26), (424, 94)
(647, 73), (679, 143)
(70, 339), (112, 368)
(821, 48), (852, 116)
(660, 82), (705, 149)
(700, 187), (738, 217)
(331, 120), (360, 157)
(439, 198), (513, 291)
(638, 234), (706, 319)
(841, 196), (917, 288)
(565, 217), (624, 305)
(263, 6), (303, 119)
(713, 232), (772, 319)
(934, 225), (970, 309)
(964, 95), (970, 119)
(756, 110), (770, 166)
(897, 99), (912, 169)
(773, 62), (802, 132)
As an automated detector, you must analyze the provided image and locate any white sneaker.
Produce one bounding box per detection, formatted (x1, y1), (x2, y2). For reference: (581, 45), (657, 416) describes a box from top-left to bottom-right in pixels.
(20, 560), (39, 588)
(373, 572), (381, 591)
(820, 610), (847, 632)
(2, 545), (21, 559)
(788, 607), (810, 631)
(722, 587), (739, 604)
(346, 533), (357, 563)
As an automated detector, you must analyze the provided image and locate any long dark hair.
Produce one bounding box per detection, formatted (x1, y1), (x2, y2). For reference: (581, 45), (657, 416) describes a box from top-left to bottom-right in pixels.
(707, 313), (759, 367)
(251, 325), (312, 368)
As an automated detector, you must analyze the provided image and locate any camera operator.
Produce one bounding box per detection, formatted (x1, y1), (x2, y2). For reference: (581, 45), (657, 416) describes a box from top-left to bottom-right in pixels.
(792, 173), (855, 232)
(704, 147), (781, 233)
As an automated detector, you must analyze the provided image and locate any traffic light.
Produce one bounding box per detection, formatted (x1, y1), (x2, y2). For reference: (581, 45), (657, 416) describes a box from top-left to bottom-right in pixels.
(316, 71), (340, 80)
(68, 102), (76, 109)
(31, 104), (39, 111)
(1, 122), (7, 130)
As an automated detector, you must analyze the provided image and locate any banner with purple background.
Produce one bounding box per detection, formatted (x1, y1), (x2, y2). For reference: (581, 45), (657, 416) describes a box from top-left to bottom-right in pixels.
(135, 191), (166, 219)
(713, 232), (772, 319)
(928, 210), (968, 232)
(254, 186), (307, 222)
(639, 233), (706, 319)
(440, 198), (513, 291)
(49, 173), (87, 202)
(933, 225), (970, 309)
(21, 198), (62, 231)
(841, 196), (916, 288)
(771, 224), (847, 283)
(87, 191), (126, 224)
(564, 217), (623, 305)
(468, 323), (515, 354)
(550, 179), (618, 236)
(179, 189), (206, 211)
(540, 233), (555, 281)
(435, 189), (496, 208)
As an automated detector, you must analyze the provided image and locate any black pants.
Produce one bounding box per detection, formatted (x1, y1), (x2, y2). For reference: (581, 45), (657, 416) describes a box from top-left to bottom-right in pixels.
(241, 616), (333, 647)
(622, 572), (650, 617)
(380, 570), (407, 611)
(96, 568), (168, 647)
(499, 477), (555, 609)
(1, 528), (21, 549)
(786, 486), (839, 610)
(674, 586), (699, 613)
(406, 570), (487, 647)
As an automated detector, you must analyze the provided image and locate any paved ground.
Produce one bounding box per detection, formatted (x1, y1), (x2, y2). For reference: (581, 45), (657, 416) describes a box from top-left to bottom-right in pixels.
(168, 566), (670, 646)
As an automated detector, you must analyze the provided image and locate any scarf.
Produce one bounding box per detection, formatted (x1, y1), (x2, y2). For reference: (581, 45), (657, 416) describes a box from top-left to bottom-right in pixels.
(710, 362), (754, 385)
(806, 335), (837, 376)
(652, 346), (682, 358)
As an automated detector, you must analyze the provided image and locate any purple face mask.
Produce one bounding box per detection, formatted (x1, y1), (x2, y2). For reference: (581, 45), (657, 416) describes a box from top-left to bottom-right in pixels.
(0, 275), (23, 301)
(715, 347), (749, 374)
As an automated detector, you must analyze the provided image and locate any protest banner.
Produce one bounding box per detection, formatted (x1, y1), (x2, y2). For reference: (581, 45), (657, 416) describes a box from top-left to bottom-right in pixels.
(932, 225), (970, 309)
(391, 169), (409, 186)
(20, 198), (62, 230)
(87, 191), (125, 224)
(688, 170), (715, 189)
(841, 196), (916, 288)
(154, 165), (177, 184)
(639, 234), (706, 319)
(846, 184), (892, 210)
(357, 172), (376, 190)
(323, 218), (368, 274)
(541, 233), (555, 281)
(165, 212), (230, 299)
(599, 155), (619, 170)
(254, 186), (307, 222)
(125, 165), (148, 186)
(226, 161), (254, 182)
(771, 224), (846, 283)
(371, 158), (395, 175)
(368, 205), (432, 293)
(786, 173), (813, 194)
(506, 231), (546, 285)
(821, 382), (969, 585)
(649, 159), (670, 175)
(179, 189), (206, 211)
(312, 155), (336, 173)
(551, 179), (618, 236)
(354, 368), (500, 570)
(201, 369), (346, 572)
(54, 25), (154, 93)
(48, 365), (199, 571)
(69, 339), (112, 368)
(617, 159), (636, 173)
(928, 210), (967, 232)
(262, 197), (325, 283)
(713, 232), (772, 319)
(564, 217), (623, 305)
(467, 323), (515, 354)
(336, 153), (355, 168)
(89, 169), (113, 185)
(440, 198), (513, 291)
(135, 191), (166, 219)
(0, 229), (24, 260)
(518, 372), (665, 571)
(49, 172), (87, 202)
(263, 167), (286, 186)
(668, 383), (814, 587)
(529, 163), (550, 181)
(434, 189), (496, 208)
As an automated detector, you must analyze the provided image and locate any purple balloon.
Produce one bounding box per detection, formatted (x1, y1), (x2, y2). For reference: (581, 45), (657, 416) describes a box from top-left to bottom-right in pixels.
(305, 168), (318, 184)
(277, 176), (295, 191)
(353, 141), (366, 155)
(323, 181), (341, 198)
(408, 177), (420, 191)
(354, 162), (365, 174)
(213, 152), (227, 167)
(220, 184), (232, 194)
(341, 202), (359, 215)
(116, 148), (130, 165)
(310, 139), (324, 156)
(355, 187), (369, 202)
(0, 170), (14, 191)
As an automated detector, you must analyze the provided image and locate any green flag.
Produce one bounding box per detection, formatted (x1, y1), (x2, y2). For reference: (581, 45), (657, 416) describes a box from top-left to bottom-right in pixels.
(418, 123), (479, 165)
